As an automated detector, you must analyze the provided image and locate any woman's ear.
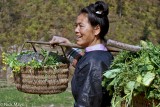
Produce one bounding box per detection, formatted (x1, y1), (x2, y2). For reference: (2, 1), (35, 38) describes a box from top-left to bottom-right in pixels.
(94, 25), (100, 36)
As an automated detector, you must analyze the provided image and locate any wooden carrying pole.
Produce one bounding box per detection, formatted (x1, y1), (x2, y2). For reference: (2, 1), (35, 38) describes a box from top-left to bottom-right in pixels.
(26, 39), (142, 52)
(106, 39), (142, 52)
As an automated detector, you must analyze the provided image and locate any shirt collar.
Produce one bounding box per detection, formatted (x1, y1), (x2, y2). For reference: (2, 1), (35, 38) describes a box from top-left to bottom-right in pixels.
(85, 44), (107, 52)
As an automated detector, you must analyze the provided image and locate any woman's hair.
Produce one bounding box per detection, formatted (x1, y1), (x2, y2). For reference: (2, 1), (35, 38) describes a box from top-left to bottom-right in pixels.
(80, 1), (109, 41)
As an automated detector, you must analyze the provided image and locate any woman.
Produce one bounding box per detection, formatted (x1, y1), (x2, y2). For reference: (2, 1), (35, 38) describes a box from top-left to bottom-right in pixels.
(50, 1), (113, 107)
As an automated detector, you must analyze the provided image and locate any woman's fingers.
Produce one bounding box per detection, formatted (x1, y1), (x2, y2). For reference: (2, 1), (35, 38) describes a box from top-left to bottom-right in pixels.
(50, 36), (71, 44)
(49, 36), (71, 48)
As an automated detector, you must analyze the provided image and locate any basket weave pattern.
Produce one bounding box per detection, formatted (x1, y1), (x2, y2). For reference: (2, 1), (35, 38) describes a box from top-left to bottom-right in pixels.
(14, 64), (69, 94)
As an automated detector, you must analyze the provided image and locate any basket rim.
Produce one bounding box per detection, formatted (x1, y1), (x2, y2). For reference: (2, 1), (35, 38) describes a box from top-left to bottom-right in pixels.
(13, 63), (69, 74)
(22, 63), (68, 68)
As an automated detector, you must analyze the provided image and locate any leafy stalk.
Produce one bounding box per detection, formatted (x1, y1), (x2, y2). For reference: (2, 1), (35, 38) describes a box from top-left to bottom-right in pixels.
(103, 41), (160, 107)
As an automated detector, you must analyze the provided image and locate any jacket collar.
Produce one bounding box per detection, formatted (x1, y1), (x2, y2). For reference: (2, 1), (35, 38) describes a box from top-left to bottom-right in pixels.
(85, 44), (107, 52)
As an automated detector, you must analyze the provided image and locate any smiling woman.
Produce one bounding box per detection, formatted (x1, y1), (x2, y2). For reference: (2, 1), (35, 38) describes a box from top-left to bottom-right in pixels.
(49, 1), (113, 107)
(75, 13), (98, 48)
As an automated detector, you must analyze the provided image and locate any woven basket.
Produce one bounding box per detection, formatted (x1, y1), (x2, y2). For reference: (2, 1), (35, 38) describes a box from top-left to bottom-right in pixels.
(13, 64), (69, 94)
(121, 94), (160, 107)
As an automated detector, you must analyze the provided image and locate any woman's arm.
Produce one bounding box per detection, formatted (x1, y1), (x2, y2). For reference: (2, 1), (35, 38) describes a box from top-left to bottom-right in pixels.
(49, 36), (84, 67)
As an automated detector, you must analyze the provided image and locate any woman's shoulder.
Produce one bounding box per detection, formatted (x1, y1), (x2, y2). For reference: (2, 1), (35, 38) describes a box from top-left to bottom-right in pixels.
(76, 51), (113, 71)
(86, 51), (112, 57)
(84, 51), (113, 62)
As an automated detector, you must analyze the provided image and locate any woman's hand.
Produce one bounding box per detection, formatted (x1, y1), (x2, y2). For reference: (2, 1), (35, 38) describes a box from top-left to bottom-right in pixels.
(49, 36), (71, 46)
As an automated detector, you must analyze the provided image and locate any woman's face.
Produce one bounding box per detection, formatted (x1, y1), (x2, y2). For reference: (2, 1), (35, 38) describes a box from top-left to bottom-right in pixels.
(75, 13), (100, 48)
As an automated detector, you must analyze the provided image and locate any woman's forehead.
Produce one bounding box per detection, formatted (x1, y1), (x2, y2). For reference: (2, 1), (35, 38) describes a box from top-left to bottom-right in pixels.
(76, 13), (89, 24)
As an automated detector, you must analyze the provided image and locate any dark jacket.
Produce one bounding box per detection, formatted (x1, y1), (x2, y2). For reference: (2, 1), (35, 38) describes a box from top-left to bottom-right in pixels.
(71, 51), (113, 107)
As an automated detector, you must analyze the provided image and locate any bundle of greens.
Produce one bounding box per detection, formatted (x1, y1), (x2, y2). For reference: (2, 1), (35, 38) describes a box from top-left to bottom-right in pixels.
(102, 41), (160, 107)
(2, 49), (67, 73)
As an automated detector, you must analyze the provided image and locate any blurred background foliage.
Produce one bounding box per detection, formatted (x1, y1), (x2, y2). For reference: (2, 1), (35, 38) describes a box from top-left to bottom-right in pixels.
(0, 0), (160, 51)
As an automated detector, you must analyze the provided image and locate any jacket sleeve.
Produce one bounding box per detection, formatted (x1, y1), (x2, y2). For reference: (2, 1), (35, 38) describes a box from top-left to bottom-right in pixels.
(66, 48), (84, 67)
(74, 60), (109, 107)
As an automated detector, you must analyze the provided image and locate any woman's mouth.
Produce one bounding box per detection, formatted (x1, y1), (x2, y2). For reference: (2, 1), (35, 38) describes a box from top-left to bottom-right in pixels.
(76, 35), (82, 41)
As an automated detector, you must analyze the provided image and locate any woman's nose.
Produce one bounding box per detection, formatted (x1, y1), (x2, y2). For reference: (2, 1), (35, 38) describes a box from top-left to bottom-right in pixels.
(74, 26), (79, 33)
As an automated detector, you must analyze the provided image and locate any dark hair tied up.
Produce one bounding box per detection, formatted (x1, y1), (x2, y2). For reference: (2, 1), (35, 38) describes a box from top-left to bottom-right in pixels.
(94, 1), (109, 18)
(80, 1), (109, 41)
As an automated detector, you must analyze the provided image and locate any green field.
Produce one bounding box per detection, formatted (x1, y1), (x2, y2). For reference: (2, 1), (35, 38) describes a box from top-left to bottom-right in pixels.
(0, 80), (74, 107)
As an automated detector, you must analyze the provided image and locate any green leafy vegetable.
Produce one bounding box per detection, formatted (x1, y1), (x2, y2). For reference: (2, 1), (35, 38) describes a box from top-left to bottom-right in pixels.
(102, 41), (160, 107)
(103, 69), (121, 79)
(142, 72), (155, 86)
(2, 49), (63, 73)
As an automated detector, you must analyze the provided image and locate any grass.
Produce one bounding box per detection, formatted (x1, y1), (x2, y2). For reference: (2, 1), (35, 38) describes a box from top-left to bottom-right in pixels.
(0, 82), (74, 107)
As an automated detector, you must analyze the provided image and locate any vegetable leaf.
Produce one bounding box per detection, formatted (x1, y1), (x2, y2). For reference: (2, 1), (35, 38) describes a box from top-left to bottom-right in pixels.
(103, 69), (121, 79)
(142, 72), (155, 86)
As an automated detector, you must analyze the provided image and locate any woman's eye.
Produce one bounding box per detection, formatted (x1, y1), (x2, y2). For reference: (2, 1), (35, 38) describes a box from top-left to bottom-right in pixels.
(74, 24), (78, 27)
(80, 25), (84, 27)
